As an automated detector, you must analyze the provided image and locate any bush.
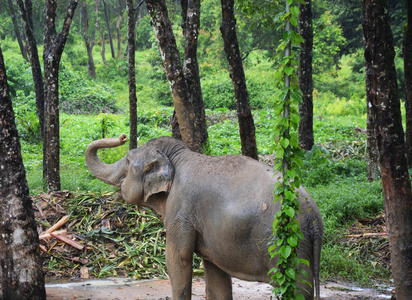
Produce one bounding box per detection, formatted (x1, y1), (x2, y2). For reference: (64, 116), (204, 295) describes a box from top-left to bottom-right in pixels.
(59, 63), (118, 114)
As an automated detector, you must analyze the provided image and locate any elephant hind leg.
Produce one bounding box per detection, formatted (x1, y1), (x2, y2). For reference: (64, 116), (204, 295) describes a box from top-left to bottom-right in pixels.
(203, 259), (233, 300)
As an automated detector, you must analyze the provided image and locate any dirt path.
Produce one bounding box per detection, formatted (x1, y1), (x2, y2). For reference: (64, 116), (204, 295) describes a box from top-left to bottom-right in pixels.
(46, 277), (392, 299)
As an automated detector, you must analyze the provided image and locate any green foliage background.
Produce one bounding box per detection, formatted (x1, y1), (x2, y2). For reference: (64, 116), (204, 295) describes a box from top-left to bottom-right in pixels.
(1, 0), (405, 288)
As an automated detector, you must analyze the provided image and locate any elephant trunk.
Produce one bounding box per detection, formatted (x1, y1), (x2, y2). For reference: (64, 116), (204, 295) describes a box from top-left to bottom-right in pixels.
(85, 134), (128, 186)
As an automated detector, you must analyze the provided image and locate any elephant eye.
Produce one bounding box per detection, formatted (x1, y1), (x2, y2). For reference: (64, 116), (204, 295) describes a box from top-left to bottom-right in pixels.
(126, 158), (130, 169)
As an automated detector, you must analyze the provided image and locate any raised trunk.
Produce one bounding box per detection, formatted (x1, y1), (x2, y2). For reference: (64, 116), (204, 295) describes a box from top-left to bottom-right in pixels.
(0, 44), (46, 300)
(363, 0), (412, 298)
(85, 134), (128, 185)
(145, 0), (202, 153)
(220, 0), (258, 159)
(297, 0), (314, 151)
(404, 0), (412, 167)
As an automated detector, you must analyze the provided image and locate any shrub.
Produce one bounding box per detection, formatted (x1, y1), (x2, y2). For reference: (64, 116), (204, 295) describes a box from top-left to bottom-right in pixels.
(59, 63), (118, 114)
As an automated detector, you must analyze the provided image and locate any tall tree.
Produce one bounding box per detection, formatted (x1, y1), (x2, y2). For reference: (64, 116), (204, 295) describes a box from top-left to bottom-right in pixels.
(82, 0), (97, 78)
(362, 0), (412, 298)
(103, 0), (116, 59)
(180, 0), (209, 151)
(126, 0), (143, 150)
(17, 0), (46, 183)
(116, 0), (124, 60)
(145, 0), (202, 153)
(8, 0), (28, 61)
(404, 0), (412, 166)
(297, 0), (314, 151)
(220, 0), (258, 159)
(43, 0), (78, 192)
(0, 44), (46, 300)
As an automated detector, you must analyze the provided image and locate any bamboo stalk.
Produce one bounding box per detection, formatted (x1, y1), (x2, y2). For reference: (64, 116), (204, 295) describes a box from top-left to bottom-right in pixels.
(45, 215), (70, 233)
(39, 229), (67, 240)
(50, 232), (84, 250)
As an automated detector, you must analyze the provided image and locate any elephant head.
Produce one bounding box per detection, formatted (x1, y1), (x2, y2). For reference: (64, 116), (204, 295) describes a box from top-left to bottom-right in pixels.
(85, 134), (174, 213)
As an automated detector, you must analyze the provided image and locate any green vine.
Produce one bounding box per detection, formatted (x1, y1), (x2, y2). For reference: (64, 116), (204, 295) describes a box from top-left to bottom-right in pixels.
(268, 0), (309, 299)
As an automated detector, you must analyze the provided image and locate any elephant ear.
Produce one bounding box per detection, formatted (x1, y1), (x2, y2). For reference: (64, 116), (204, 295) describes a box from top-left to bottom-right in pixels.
(143, 150), (174, 202)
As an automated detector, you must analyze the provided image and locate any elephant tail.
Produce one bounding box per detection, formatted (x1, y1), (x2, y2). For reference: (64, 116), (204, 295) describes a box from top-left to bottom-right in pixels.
(313, 222), (323, 300)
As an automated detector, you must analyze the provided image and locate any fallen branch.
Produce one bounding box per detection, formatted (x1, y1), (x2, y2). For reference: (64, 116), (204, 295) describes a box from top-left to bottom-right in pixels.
(39, 230), (68, 240)
(345, 232), (387, 238)
(50, 232), (84, 250)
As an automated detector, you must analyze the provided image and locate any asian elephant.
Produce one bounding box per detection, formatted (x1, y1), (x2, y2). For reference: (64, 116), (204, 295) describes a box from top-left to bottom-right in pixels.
(85, 135), (323, 300)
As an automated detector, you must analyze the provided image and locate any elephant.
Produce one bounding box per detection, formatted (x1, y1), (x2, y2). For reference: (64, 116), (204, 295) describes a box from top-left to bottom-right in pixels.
(85, 134), (323, 300)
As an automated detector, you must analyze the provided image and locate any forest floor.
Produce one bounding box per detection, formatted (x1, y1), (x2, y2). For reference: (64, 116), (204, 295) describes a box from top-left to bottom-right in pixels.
(35, 192), (393, 299)
(45, 277), (393, 299)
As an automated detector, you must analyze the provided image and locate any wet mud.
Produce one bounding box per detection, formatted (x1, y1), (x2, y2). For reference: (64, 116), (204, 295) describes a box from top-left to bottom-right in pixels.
(46, 277), (393, 299)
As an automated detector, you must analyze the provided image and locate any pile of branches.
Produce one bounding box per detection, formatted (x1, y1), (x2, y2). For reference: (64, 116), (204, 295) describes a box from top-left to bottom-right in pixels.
(33, 191), (172, 280)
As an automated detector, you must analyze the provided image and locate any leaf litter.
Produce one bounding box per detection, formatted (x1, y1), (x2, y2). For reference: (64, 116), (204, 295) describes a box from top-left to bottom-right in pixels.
(33, 191), (204, 281)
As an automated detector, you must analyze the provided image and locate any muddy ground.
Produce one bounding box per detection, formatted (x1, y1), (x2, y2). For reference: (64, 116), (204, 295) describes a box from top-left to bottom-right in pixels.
(46, 277), (393, 300)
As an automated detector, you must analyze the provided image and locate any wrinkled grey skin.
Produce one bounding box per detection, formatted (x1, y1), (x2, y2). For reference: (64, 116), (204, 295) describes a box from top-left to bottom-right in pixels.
(85, 135), (323, 300)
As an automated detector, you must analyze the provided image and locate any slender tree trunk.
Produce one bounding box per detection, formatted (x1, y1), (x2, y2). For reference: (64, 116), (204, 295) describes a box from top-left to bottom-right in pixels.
(297, 0), (314, 151)
(127, 0), (137, 150)
(117, 0), (124, 60)
(362, 1), (412, 298)
(43, 0), (78, 192)
(17, 0), (46, 184)
(99, 21), (108, 64)
(0, 45), (46, 300)
(404, 0), (412, 167)
(181, 0), (209, 151)
(82, 1), (97, 79)
(103, 0), (116, 59)
(220, 0), (258, 159)
(8, 0), (28, 61)
(145, 0), (202, 153)
(91, 0), (99, 50)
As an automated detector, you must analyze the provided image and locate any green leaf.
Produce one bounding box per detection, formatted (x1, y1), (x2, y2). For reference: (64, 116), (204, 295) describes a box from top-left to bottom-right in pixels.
(291, 6), (299, 17)
(299, 259), (310, 267)
(280, 245), (292, 259)
(285, 206), (295, 218)
(296, 293), (306, 300)
(290, 16), (298, 27)
(287, 0), (293, 5)
(280, 138), (290, 149)
(285, 267), (296, 279)
(276, 147), (284, 158)
(287, 235), (298, 247)
(284, 66), (294, 76)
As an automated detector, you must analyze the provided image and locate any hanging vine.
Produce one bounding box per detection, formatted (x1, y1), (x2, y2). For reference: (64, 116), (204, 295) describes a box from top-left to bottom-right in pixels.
(268, 0), (309, 299)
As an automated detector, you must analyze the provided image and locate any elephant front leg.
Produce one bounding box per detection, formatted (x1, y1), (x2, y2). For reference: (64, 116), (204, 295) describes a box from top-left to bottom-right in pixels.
(203, 259), (233, 300)
(165, 233), (195, 300)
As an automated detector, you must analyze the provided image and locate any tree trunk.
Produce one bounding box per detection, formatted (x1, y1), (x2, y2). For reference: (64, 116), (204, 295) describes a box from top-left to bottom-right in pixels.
(99, 21), (108, 64)
(82, 1), (97, 79)
(91, 0), (99, 50)
(17, 0), (46, 184)
(103, 0), (116, 59)
(404, 0), (412, 167)
(145, 0), (202, 153)
(0, 45), (46, 300)
(367, 111), (380, 181)
(181, 0), (209, 151)
(43, 0), (78, 192)
(127, 0), (138, 150)
(297, 0), (314, 151)
(8, 0), (28, 61)
(117, 0), (124, 60)
(362, 1), (412, 298)
(220, 0), (258, 159)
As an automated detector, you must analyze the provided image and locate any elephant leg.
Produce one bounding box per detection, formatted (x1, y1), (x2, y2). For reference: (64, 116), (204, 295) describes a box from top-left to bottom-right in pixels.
(165, 222), (196, 300)
(203, 259), (233, 300)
